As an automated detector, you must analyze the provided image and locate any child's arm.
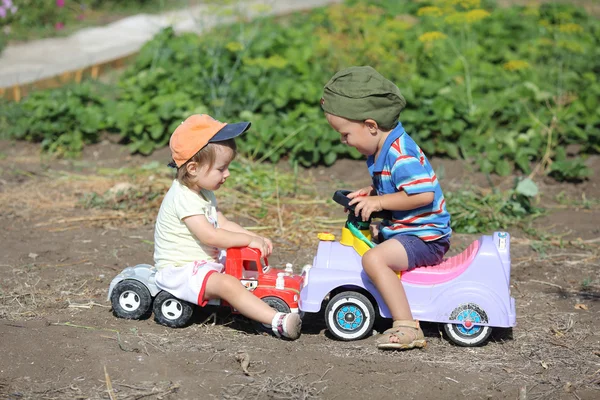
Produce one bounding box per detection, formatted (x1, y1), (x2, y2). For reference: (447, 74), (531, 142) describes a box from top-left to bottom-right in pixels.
(183, 215), (270, 256)
(217, 211), (273, 255)
(348, 190), (434, 222)
(379, 190), (434, 211)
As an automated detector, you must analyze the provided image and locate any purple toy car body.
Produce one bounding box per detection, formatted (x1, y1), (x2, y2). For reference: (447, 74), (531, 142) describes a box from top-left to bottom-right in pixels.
(298, 190), (516, 346)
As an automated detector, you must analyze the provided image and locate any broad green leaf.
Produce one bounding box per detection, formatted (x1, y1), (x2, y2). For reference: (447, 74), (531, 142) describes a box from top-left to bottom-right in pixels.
(515, 178), (539, 197)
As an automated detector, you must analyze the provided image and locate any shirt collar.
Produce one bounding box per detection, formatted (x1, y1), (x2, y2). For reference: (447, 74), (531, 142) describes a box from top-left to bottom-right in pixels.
(367, 122), (405, 173)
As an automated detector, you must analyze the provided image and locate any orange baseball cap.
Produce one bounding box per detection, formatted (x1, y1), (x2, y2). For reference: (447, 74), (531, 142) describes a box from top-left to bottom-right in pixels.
(169, 114), (251, 167)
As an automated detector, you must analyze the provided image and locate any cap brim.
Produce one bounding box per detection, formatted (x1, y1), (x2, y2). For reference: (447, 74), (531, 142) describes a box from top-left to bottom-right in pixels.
(210, 122), (251, 143)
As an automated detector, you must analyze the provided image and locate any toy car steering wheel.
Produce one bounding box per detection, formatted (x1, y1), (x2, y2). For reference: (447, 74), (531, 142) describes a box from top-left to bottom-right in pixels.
(332, 190), (392, 221)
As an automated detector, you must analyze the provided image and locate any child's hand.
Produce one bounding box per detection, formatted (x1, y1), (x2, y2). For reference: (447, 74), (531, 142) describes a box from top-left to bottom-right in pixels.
(344, 186), (373, 214)
(248, 236), (269, 257)
(347, 186), (374, 199)
(262, 237), (273, 256)
(348, 195), (383, 222)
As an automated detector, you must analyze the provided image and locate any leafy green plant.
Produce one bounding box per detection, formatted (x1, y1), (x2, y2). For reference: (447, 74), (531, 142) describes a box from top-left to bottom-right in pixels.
(2, 82), (112, 157)
(447, 178), (544, 234)
(4, 0), (599, 178)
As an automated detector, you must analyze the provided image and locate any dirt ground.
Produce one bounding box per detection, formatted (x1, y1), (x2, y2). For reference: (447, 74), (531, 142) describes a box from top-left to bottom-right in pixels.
(0, 139), (598, 400)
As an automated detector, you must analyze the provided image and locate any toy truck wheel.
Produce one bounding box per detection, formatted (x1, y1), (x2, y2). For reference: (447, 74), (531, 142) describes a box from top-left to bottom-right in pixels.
(153, 291), (194, 328)
(110, 279), (153, 320)
(443, 303), (492, 347)
(254, 296), (292, 333)
(325, 291), (375, 341)
(262, 296), (291, 313)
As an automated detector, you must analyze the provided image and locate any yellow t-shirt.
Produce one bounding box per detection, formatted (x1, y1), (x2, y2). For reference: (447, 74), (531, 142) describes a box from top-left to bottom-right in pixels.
(153, 180), (220, 270)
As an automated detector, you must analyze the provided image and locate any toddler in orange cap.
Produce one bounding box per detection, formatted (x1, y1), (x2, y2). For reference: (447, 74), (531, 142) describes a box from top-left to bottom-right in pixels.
(153, 114), (301, 339)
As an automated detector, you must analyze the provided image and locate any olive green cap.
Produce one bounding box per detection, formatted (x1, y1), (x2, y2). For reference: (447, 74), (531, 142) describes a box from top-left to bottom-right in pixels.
(321, 66), (406, 130)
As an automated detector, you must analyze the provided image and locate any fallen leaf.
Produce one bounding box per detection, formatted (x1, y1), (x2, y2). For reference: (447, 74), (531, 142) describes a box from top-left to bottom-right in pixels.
(541, 361), (548, 369)
(235, 352), (266, 377)
(550, 327), (564, 337)
(563, 382), (573, 393)
(236, 352), (251, 375)
(574, 303), (588, 310)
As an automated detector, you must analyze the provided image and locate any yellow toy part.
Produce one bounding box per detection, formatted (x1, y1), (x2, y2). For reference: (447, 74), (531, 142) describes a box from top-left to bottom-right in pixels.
(317, 232), (336, 241)
(340, 227), (372, 256)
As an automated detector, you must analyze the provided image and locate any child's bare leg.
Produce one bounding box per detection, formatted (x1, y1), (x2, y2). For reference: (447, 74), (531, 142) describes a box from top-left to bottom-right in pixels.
(362, 240), (425, 349)
(204, 273), (275, 324)
(362, 239), (412, 320)
(203, 273), (301, 338)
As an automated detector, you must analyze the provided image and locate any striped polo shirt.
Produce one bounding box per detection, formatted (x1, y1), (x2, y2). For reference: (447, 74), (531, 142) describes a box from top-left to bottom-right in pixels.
(367, 122), (451, 242)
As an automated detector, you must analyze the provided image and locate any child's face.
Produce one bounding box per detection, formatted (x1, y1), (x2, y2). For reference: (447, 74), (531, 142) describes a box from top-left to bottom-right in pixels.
(188, 145), (234, 192)
(325, 113), (378, 156)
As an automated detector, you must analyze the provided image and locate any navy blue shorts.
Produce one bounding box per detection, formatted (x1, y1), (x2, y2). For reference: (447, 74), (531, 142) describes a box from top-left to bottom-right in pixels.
(379, 234), (450, 270)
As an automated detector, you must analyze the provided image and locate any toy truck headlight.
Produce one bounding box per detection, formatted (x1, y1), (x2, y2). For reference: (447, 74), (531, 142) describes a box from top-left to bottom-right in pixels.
(301, 264), (312, 289)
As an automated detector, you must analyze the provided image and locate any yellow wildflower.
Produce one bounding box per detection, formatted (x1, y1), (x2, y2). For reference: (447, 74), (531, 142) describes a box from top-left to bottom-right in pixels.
(503, 60), (530, 72)
(264, 55), (288, 69)
(439, 0), (480, 8)
(521, 7), (539, 17)
(538, 19), (551, 28)
(244, 55), (288, 69)
(557, 40), (584, 53)
(558, 23), (584, 34)
(417, 6), (443, 17)
(556, 12), (572, 21)
(225, 41), (244, 52)
(418, 31), (448, 43)
(444, 12), (466, 25)
(455, 0), (481, 9)
(381, 18), (411, 38)
(464, 9), (491, 23)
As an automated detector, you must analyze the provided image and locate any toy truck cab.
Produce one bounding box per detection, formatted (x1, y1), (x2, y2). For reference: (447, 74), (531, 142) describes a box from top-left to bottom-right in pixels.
(218, 247), (302, 313)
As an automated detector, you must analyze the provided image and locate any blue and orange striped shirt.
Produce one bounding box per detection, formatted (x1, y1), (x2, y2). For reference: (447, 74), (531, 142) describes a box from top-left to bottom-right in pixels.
(367, 122), (451, 242)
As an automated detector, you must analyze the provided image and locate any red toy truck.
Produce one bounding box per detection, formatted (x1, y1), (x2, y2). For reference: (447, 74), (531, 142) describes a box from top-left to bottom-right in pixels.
(108, 247), (302, 328)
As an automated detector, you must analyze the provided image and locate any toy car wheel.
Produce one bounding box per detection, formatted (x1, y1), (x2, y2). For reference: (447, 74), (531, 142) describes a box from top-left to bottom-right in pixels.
(325, 291), (375, 341)
(443, 303), (492, 347)
(153, 291), (194, 328)
(261, 296), (291, 313)
(254, 296), (292, 333)
(110, 279), (153, 320)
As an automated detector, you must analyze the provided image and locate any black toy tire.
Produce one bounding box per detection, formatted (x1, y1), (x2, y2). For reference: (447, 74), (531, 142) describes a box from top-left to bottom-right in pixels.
(110, 279), (153, 320)
(325, 291), (375, 341)
(254, 296), (292, 333)
(262, 296), (291, 313)
(153, 291), (194, 328)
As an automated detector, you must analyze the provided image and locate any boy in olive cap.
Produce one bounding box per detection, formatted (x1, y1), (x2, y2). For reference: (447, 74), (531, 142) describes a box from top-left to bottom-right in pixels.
(321, 66), (451, 350)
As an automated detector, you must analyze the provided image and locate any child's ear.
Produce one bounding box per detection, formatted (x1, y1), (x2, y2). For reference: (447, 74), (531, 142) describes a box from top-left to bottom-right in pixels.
(186, 162), (198, 176)
(364, 119), (378, 133)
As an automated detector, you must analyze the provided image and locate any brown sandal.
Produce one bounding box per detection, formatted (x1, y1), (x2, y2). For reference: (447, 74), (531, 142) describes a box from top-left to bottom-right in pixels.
(376, 320), (426, 350)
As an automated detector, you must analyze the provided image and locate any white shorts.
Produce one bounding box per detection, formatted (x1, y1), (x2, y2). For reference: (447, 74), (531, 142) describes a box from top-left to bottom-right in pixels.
(155, 260), (224, 306)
